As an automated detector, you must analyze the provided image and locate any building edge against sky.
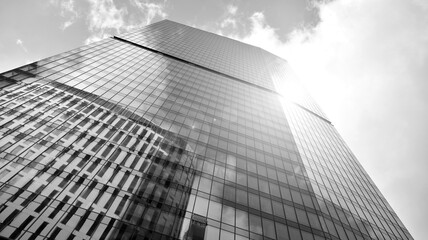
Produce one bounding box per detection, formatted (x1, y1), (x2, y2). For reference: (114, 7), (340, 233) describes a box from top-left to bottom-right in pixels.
(0, 19), (413, 240)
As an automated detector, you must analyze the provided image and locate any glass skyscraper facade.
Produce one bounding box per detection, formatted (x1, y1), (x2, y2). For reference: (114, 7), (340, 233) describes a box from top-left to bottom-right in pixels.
(0, 20), (413, 240)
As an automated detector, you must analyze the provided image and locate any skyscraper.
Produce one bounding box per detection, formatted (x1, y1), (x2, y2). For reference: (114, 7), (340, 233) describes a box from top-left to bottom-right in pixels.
(0, 19), (413, 240)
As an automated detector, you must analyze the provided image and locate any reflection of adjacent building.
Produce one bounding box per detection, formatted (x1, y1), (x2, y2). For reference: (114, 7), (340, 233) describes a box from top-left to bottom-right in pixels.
(0, 77), (196, 239)
(107, 124), (197, 239)
(181, 214), (207, 240)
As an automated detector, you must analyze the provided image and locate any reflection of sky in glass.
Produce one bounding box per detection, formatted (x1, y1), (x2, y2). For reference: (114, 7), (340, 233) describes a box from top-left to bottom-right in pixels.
(0, 19), (413, 240)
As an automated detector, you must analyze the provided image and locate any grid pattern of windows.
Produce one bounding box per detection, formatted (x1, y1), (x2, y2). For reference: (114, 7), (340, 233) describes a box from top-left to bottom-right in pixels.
(282, 102), (413, 240)
(0, 78), (196, 239)
(0, 20), (413, 240)
(120, 20), (277, 90)
(120, 20), (328, 120)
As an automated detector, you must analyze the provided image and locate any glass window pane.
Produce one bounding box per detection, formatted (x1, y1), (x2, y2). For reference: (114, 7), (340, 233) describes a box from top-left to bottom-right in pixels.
(249, 193), (260, 210)
(289, 226), (302, 240)
(236, 189), (248, 206)
(260, 196), (272, 214)
(208, 200), (222, 221)
(235, 209), (248, 230)
(275, 222), (290, 240)
(272, 201), (285, 218)
(221, 205), (235, 226)
(193, 196), (208, 216)
(262, 218), (276, 239)
(249, 214), (262, 235)
(205, 226), (220, 240)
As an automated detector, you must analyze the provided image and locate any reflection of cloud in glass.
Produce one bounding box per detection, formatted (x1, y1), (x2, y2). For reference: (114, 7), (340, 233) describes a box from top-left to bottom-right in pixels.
(235, 209), (249, 230)
(222, 205), (235, 225)
(208, 200), (222, 221)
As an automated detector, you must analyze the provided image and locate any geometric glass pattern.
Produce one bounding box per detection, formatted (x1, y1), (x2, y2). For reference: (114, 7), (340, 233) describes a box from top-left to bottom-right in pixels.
(0, 20), (413, 240)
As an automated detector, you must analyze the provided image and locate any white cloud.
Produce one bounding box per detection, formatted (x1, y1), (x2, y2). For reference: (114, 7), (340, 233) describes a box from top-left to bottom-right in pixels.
(130, 0), (167, 28)
(85, 0), (167, 44)
(16, 39), (28, 53)
(219, 4), (239, 29)
(85, 0), (127, 44)
(61, 20), (74, 31)
(220, 17), (237, 29)
(224, 0), (428, 238)
(61, 0), (78, 30)
(227, 4), (238, 15)
(50, 0), (79, 30)
(233, 12), (282, 52)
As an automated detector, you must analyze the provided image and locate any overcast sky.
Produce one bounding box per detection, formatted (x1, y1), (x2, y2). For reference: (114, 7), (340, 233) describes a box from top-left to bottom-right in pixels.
(1, 0), (427, 238)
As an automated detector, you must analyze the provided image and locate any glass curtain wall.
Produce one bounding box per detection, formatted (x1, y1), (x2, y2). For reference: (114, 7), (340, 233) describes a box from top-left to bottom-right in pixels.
(0, 20), (413, 240)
